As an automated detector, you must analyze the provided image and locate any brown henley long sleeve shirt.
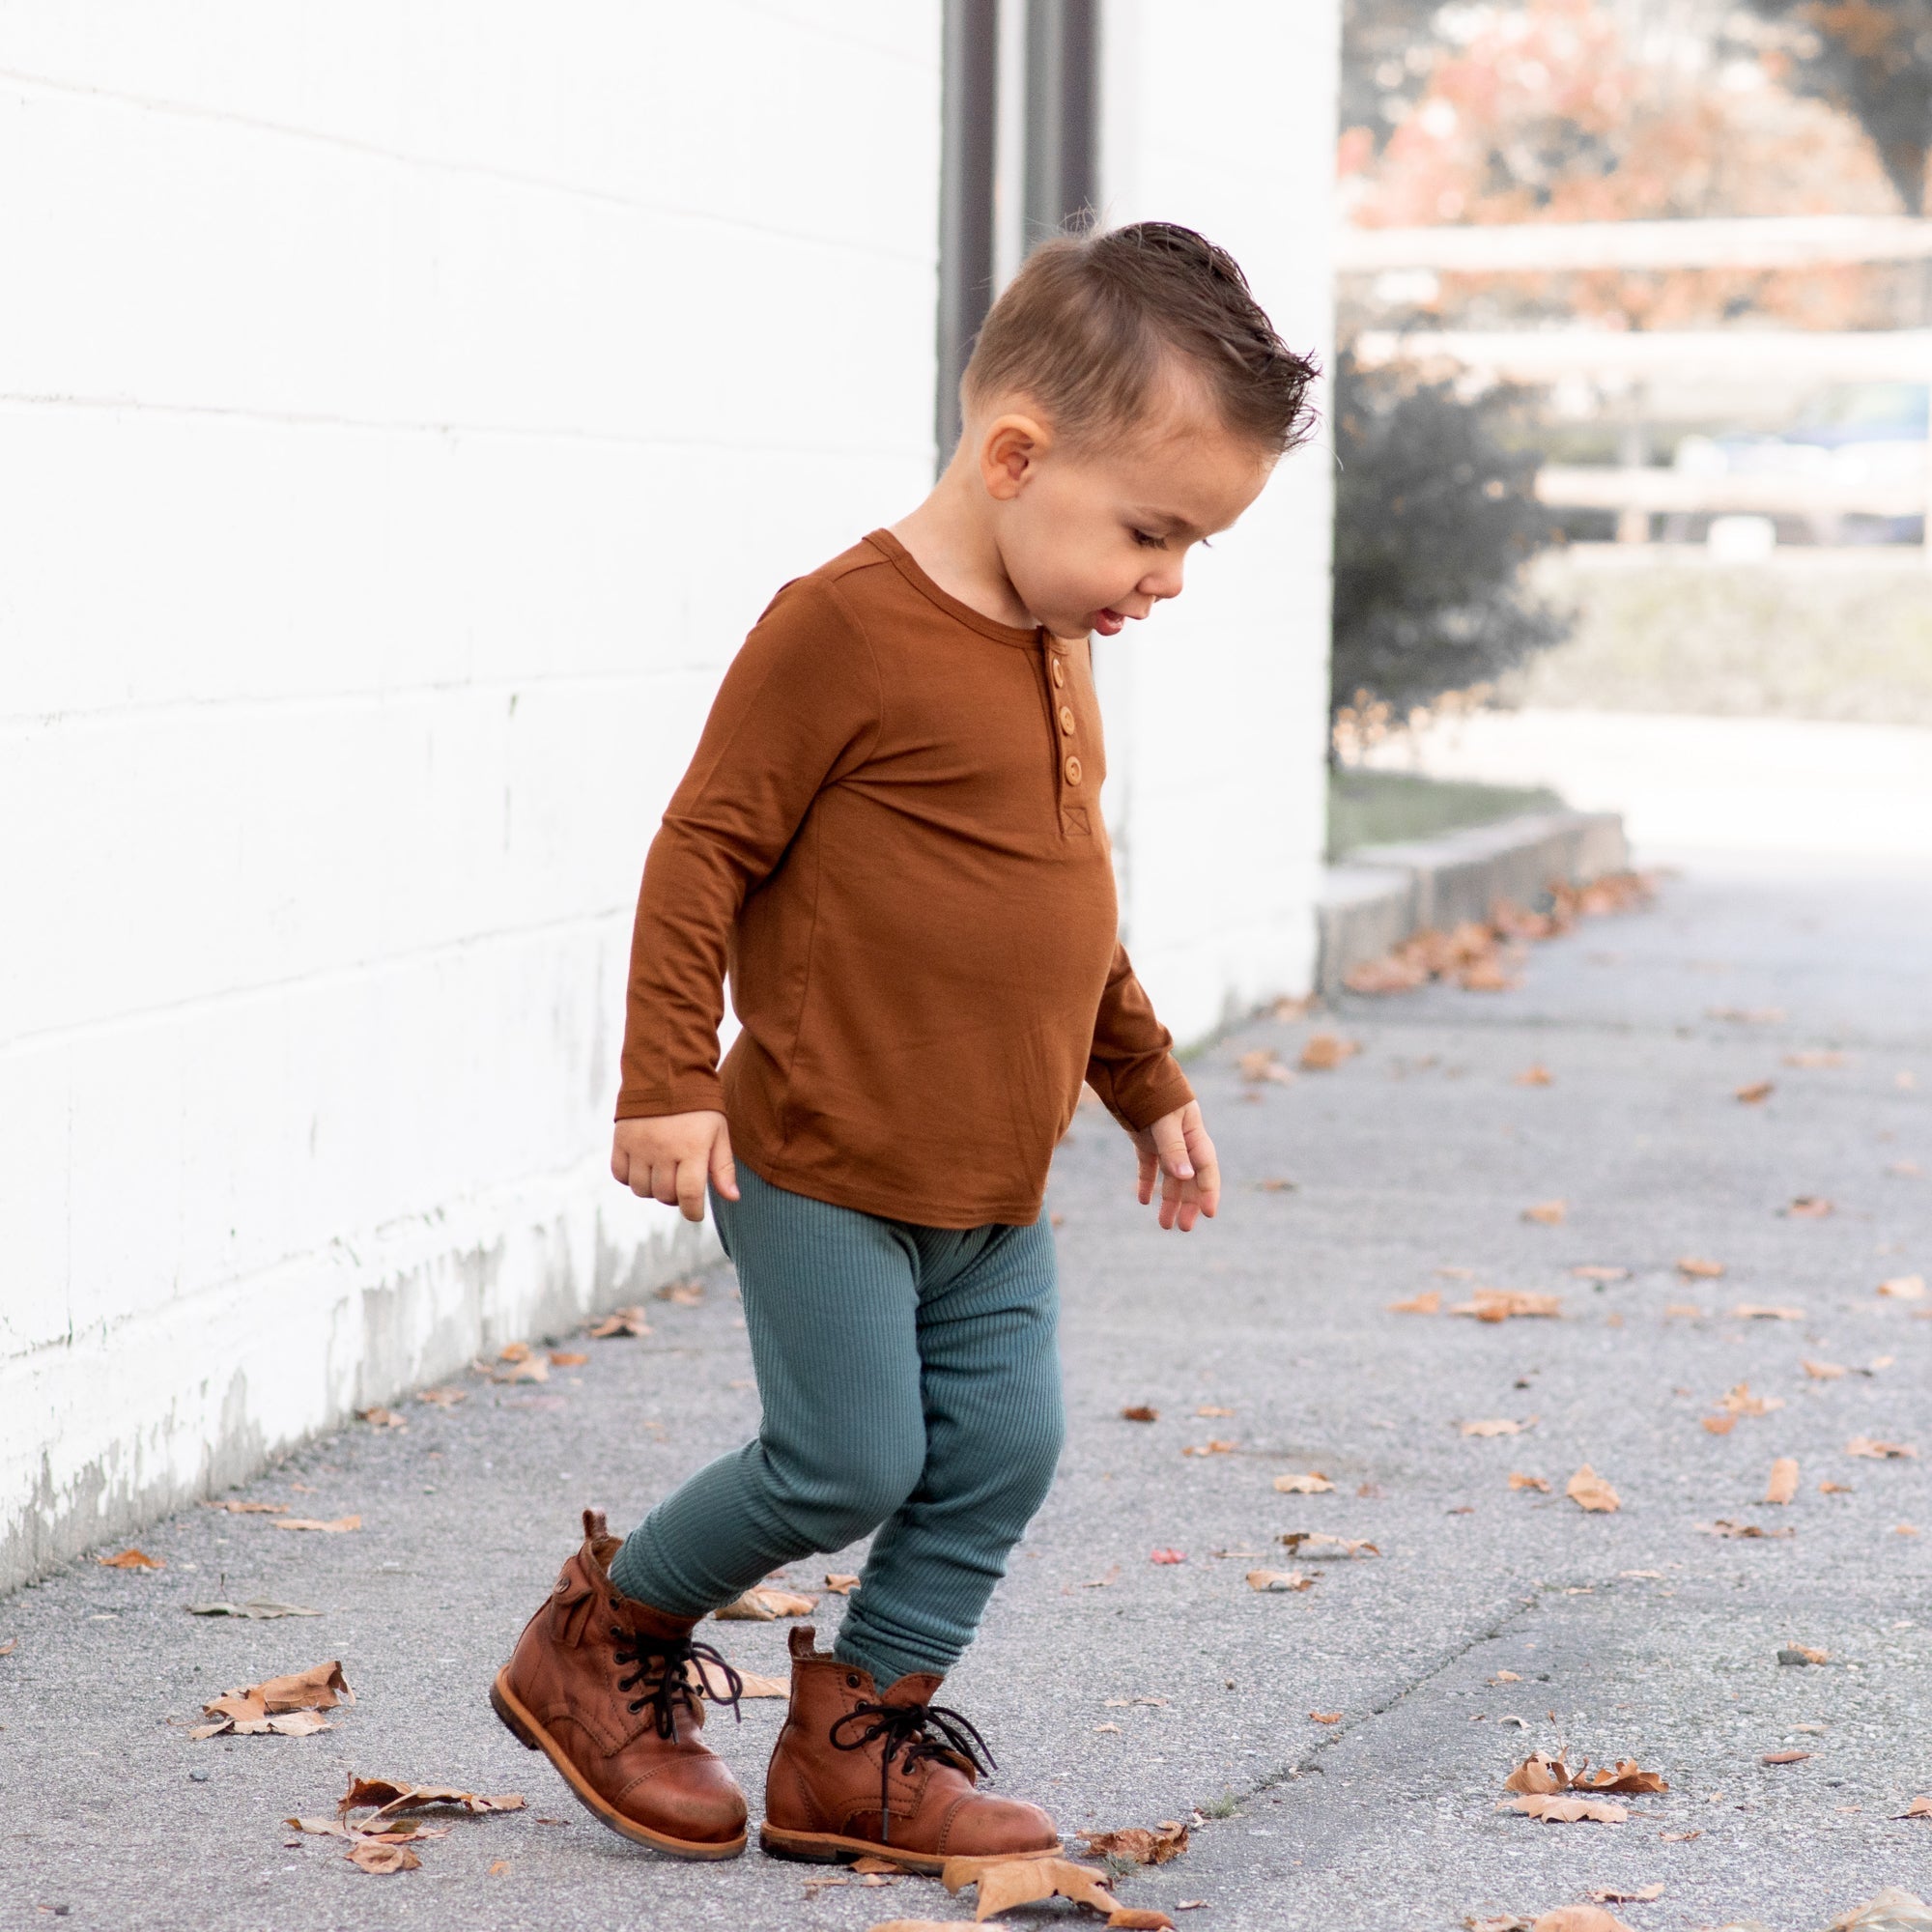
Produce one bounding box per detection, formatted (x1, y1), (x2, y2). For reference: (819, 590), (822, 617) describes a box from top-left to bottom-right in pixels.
(615, 528), (1194, 1228)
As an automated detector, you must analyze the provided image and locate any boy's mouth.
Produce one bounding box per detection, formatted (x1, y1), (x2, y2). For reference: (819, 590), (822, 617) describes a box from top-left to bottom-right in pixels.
(1093, 607), (1128, 637)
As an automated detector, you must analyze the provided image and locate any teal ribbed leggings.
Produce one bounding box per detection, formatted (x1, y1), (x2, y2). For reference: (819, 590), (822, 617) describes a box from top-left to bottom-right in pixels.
(607, 1161), (1064, 1686)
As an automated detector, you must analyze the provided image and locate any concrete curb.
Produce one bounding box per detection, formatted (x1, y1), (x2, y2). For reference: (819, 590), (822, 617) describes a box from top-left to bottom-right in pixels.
(1316, 809), (1629, 997)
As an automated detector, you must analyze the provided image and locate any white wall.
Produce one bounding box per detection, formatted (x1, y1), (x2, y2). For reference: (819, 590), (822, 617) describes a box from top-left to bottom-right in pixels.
(0, 2), (944, 1589)
(1096, 0), (1341, 1042)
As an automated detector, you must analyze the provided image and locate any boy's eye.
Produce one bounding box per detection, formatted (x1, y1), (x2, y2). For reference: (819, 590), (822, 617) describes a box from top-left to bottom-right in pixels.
(1131, 528), (1167, 549)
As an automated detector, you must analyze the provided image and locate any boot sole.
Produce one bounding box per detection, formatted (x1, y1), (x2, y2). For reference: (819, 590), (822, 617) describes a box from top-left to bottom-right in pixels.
(758, 1823), (1062, 1874)
(490, 1669), (747, 1861)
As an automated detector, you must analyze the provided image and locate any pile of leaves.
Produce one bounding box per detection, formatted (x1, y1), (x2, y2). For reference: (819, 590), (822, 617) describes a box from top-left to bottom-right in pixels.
(285, 1776), (526, 1875)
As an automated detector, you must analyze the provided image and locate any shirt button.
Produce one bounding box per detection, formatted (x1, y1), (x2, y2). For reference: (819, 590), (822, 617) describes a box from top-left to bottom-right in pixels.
(1064, 753), (1083, 785)
(1050, 658), (1066, 689)
(1058, 704), (1075, 735)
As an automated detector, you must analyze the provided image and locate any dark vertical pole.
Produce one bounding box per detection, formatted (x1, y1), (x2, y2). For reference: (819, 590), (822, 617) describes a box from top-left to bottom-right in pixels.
(1024, 0), (1097, 249)
(937, 0), (1000, 467)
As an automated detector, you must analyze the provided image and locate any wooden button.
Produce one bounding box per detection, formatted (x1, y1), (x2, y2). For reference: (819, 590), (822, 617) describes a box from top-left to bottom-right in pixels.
(1050, 658), (1066, 688)
(1064, 754), (1083, 785)
(1058, 705), (1075, 735)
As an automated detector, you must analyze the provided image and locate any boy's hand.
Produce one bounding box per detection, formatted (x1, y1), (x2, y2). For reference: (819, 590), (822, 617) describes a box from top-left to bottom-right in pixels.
(611, 1111), (740, 1223)
(1130, 1100), (1219, 1233)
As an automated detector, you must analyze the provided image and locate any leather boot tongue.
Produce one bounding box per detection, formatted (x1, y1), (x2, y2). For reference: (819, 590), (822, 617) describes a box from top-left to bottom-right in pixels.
(881, 1672), (946, 1708)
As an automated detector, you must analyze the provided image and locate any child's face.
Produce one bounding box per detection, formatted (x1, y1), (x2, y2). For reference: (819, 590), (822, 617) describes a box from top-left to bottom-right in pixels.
(980, 384), (1276, 640)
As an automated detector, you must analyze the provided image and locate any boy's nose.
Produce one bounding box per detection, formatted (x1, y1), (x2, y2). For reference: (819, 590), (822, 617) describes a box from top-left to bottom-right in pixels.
(1137, 559), (1184, 603)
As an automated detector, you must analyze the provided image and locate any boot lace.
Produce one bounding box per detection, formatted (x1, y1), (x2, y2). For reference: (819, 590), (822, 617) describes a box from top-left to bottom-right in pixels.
(829, 1697), (995, 1844)
(611, 1618), (744, 1741)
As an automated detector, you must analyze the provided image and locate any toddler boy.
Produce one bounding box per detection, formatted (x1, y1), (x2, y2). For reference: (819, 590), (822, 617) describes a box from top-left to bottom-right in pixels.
(491, 221), (1318, 1869)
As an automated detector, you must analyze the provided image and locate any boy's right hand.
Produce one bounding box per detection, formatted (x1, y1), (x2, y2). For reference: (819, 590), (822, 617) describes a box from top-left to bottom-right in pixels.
(611, 1111), (740, 1222)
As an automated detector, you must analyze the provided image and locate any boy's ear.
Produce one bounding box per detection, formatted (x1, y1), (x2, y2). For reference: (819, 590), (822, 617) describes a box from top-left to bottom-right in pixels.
(980, 412), (1050, 501)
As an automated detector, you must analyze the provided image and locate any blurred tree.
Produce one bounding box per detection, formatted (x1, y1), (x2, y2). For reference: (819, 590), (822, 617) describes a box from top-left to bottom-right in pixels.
(1340, 0), (1450, 159)
(1742, 0), (1932, 213)
(1330, 349), (1570, 730)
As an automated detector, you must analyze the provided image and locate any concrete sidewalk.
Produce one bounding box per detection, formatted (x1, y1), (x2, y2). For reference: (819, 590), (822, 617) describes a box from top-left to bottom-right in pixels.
(2, 855), (1928, 1932)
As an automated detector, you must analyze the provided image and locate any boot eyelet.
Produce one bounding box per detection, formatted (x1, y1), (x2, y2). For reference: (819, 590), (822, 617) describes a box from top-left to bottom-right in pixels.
(846, 1673), (862, 1689)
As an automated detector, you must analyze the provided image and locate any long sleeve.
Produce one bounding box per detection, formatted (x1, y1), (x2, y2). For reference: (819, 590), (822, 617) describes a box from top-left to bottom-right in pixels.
(615, 579), (881, 1120)
(1084, 941), (1195, 1131)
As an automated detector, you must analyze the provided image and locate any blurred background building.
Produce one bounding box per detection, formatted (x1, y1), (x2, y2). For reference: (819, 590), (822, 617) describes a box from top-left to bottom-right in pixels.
(0, 3), (1341, 1587)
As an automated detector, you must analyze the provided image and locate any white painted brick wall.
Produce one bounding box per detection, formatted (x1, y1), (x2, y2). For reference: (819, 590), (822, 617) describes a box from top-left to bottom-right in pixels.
(0, 2), (945, 1587)
(0, 1), (1338, 1589)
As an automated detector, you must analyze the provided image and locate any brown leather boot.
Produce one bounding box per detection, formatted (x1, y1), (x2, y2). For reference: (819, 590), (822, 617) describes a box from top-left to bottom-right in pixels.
(490, 1509), (748, 1858)
(759, 1626), (1059, 1873)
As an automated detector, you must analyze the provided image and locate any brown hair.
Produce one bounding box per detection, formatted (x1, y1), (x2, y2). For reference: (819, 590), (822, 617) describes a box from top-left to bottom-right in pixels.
(961, 221), (1319, 456)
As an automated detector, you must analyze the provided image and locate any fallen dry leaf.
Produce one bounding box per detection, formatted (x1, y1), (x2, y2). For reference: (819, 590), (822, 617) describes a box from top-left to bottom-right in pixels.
(1077, 1820), (1189, 1865)
(823, 1573), (861, 1593)
(1459, 956), (1520, 993)
(1702, 1416), (1737, 1436)
(1829, 1889), (1932, 1931)
(1237, 1047), (1295, 1086)
(1279, 1532), (1378, 1559)
(1587, 1887), (1663, 1906)
(346, 1841), (419, 1874)
(1255, 1176), (1296, 1192)
(1309, 1710), (1343, 1723)
(339, 1776), (526, 1822)
(1879, 1275), (1928, 1301)
(688, 1658), (787, 1699)
(1539, 1911), (1639, 1932)
(1509, 1472), (1551, 1492)
(194, 1660), (354, 1739)
(1521, 1200), (1567, 1226)
(1719, 1382), (1784, 1418)
(202, 1499), (289, 1515)
(715, 1587), (817, 1622)
(416, 1385), (467, 1406)
(1762, 1750), (1813, 1765)
(1463, 1417), (1533, 1437)
(1664, 1303), (1704, 1320)
(1122, 1405), (1159, 1423)
(1804, 1360), (1848, 1380)
(1848, 1437), (1918, 1460)
(1572, 1265), (1630, 1282)
(1897, 1523), (1921, 1536)
(548, 1350), (589, 1367)
(1245, 1569), (1316, 1593)
(0, 1638), (14, 1657)
(1676, 1256), (1726, 1280)
(97, 1548), (163, 1570)
(1505, 1794), (1627, 1824)
(186, 1600), (321, 1620)
(1454, 1290), (1563, 1322)
(1505, 1751), (1572, 1795)
(1783, 1196), (1834, 1219)
(1736, 1080), (1775, 1104)
(943, 1853), (1119, 1920)
(355, 1406), (408, 1430)
(1896, 1797), (1932, 1820)
(1389, 1290), (1442, 1314)
(1566, 1466), (1621, 1514)
(1515, 1064), (1554, 1087)
(1784, 1050), (1846, 1068)
(656, 1279), (705, 1305)
(1196, 1405), (1236, 1418)
(1698, 1520), (1794, 1540)
(1108, 1912), (1179, 1930)
(1778, 1645), (1831, 1664)
(273, 1516), (361, 1533)
(1298, 1033), (1361, 1072)
(482, 1350), (549, 1384)
(586, 1306), (652, 1338)
(1573, 1761), (1669, 1795)
(1180, 1439), (1236, 1458)
(1732, 1304), (1805, 1321)
(1821, 1481), (1854, 1493)
(1272, 1472), (1334, 1494)
(1765, 1458), (1800, 1505)
(488, 1858), (512, 1875)
(1709, 1006), (1785, 1023)
(1345, 953), (1431, 995)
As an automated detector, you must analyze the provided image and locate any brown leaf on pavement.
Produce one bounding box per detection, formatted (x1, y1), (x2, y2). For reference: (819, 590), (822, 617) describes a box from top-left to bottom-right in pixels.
(1345, 953), (1431, 995)
(943, 1853), (1119, 1919)
(586, 1307), (652, 1338)
(1587, 1887), (1664, 1905)
(1566, 1466), (1621, 1513)
(416, 1386), (468, 1406)
(1272, 1472), (1335, 1493)
(1196, 1405), (1236, 1417)
(1804, 1360), (1848, 1379)
(1245, 1570), (1316, 1593)
(1895, 1797), (1932, 1820)
(1762, 1750), (1813, 1765)
(1515, 1065), (1554, 1087)
(194, 1660), (353, 1738)
(1460, 956), (1520, 993)
(1784, 1050), (1846, 1068)
(715, 1587), (818, 1621)
(1521, 1201), (1567, 1226)
(1821, 1481), (1854, 1493)
(1664, 1303), (1705, 1320)
(1538, 1912), (1639, 1932)
(346, 1841), (420, 1874)
(1698, 1520), (1794, 1540)
(657, 1279), (705, 1305)
(97, 1548), (163, 1570)
(824, 1573), (861, 1593)
(1238, 1048), (1295, 1086)
(1504, 1751), (1572, 1795)
(1571, 1265), (1629, 1282)
(1766, 1458), (1800, 1505)
(1735, 1081), (1775, 1104)
(1879, 1275), (1927, 1300)
(1077, 1820), (1189, 1864)
(1830, 1890), (1932, 1931)
(1778, 1645), (1831, 1664)
(273, 1516), (361, 1533)
(1732, 1304), (1805, 1321)
(1181, 1439), (1236, 1458)
(203, 1499), (289, 1514)
(1389, 1290), (1442, 1314)
(355, 1407), (408, 1429)
(0, 1638), (15, 1656)
(1509, 1473), (1551, 1492)
(1122, 1405), (1159, 1423)
(1573, 1761), (1669, 1795)
(1504, 1795), (1628, 1824)
(1279, 1533), (1379, 1559)
(1848, 1438), (1918, 1460)
(1309, 1710), (1343, 1723)
(1454, 1291), (1563, 1322)
(339, 1777), (525, 1821)
(1298, 1034), (1361, 1072)
(186, 1601), (321, 1619)
(1463, 1418), (1533, 1437)
(1783, 1196), (1834, 1218)
(1702, 1416), (1737, 1435)
(1719, 1382), (1784, 1417)
(1108, 1912), (1179, 1929)
(548, 1351), (589, 1367)
(1676, 1256), (1726, 1279)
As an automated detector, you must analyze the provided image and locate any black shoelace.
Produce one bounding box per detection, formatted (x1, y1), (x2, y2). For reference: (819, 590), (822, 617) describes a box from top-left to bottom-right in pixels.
(829, 1698), (995, 1845)
(611, 1620), (744, 1741)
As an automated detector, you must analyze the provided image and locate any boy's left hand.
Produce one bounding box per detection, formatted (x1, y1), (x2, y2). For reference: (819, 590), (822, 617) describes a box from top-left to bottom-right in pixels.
(1130, 1100), (1219, 1232)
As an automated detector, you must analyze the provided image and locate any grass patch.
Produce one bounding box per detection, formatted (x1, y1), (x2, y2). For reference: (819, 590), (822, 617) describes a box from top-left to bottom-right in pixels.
(1327, 767), (1564, 860)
